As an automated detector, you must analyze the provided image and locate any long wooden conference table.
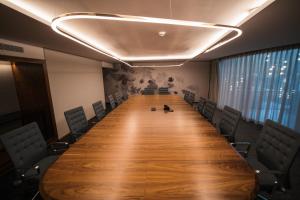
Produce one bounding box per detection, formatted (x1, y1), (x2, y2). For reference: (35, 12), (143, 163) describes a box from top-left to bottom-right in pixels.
(40, 95), (256, 200)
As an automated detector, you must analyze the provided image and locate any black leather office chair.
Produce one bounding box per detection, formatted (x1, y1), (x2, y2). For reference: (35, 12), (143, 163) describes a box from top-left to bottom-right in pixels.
(202, 100), (216, 122)
(257, 149), (300, 200)
(114, 92), (123, 105)
(247, 120), (300, 194)
(197, 97), (206, 115)
(0, 122), (68, 183)
(187, 92), (195, 105)
(183, 90), (189, 101)
(142, 87), (155, 95)
(123, 93), (129, 101)
(92, 101), (106, 121)
(158, 87), (170, 95)
(108, 94), (116, 109)
(143, 87), (155, 95)
(218, 106), (241, 142)
(64, 106), (90, 142)
(217, 106), (251, 157)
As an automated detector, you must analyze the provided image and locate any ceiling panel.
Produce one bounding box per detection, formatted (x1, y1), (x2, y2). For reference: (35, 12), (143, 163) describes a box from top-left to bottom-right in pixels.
(3, 0), (272, 24)
(64, 19), (221, 57)
(197, 0), (300, 61)
(1, 0), (299, 65)
(2, 0), (274, 63)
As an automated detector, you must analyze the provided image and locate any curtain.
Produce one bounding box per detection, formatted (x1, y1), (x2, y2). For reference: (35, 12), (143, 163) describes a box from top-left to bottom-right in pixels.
(218, 47), (300, 130)
(208, 60), (219, 102)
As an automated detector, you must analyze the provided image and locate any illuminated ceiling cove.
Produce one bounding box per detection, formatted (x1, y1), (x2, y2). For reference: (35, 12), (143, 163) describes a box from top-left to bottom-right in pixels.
(2, 0), (275, 66)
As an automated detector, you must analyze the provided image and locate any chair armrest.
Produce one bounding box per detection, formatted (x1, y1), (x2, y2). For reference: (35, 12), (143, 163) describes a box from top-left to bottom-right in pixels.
(255, 169), (288, 192)
(48, 142), (69, 154)
(231, 141), (251, 146)
(71, 131), (85, 137)
(16, 165), (40, 183)
(50, 148), (67, 155)
(34, 165), (40, 175)
(222, 134), (234, 142)
(256, 192), (271, 200)
(231, 142), (251, 157)
(49, 142), (69, 149)
(257, 189), (289, 200)
(256, 169), (286, 176)
(68, 132), (82, 143)
(192, 101), (199, 110)
(88, 119), (98, 126)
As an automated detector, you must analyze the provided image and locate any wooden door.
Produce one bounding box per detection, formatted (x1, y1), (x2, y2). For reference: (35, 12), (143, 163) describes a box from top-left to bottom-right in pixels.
(12, 62), (56, 141)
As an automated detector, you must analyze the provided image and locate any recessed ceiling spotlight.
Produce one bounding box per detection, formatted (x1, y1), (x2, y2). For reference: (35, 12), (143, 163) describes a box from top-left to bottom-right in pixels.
(158, 31), (167, 37)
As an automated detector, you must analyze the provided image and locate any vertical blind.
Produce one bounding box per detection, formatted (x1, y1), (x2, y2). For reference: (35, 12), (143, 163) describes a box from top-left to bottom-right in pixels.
(218, 47), (300, 130)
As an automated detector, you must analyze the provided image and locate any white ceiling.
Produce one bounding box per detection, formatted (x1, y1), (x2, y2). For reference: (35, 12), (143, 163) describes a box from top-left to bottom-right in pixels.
(2, 0), (275, 64)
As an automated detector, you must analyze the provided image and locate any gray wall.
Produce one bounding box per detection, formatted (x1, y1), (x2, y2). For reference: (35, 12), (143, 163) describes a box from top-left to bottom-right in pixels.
(103, 61), (210, 100)
(45, 49), (106, 139)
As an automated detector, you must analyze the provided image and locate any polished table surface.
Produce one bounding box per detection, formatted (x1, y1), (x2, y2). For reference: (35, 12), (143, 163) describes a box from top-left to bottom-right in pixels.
(40, 95), (256, 200)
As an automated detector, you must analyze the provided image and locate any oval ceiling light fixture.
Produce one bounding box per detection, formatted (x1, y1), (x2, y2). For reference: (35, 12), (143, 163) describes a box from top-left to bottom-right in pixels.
(51, 12), (242, 66)
(132, 63), (184, 68)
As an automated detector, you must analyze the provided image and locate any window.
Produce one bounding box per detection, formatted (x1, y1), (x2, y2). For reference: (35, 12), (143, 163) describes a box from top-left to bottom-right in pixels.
(218, 47), (300, 130)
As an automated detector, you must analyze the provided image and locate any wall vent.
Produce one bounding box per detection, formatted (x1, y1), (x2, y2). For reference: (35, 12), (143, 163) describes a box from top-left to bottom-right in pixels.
(0, 43), (24, 53)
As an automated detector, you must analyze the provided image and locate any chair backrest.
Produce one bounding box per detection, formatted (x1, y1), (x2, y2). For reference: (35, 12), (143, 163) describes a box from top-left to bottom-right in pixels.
(183, 90), (189, 101)
(202, 100), (217, 122)
(143, 87), (155, 95)
(114, 92), (123, 105)
(0, 122), (47, 171)
(184, 91), (195, 105)
(219, 106), (241, 141)
(256, 119), (300, 173)
(64, 106), (88, 134)
(189, 92), (195, 105)
(123, 93), (129, 100)
(197, 97), (206, 114)
(158, 87), (170, 95)
(92, 101), (106, 120)
(189, 92), (195, 99)
(288, 150), (300, 191)
(108, 94), (116, 109)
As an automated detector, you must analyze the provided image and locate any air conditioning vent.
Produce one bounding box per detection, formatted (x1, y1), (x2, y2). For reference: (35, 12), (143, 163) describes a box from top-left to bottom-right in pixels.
(0, 43), (24, 53)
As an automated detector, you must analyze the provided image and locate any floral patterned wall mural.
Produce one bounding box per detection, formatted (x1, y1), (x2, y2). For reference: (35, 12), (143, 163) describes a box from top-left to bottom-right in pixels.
(103, 62), (211, 100)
